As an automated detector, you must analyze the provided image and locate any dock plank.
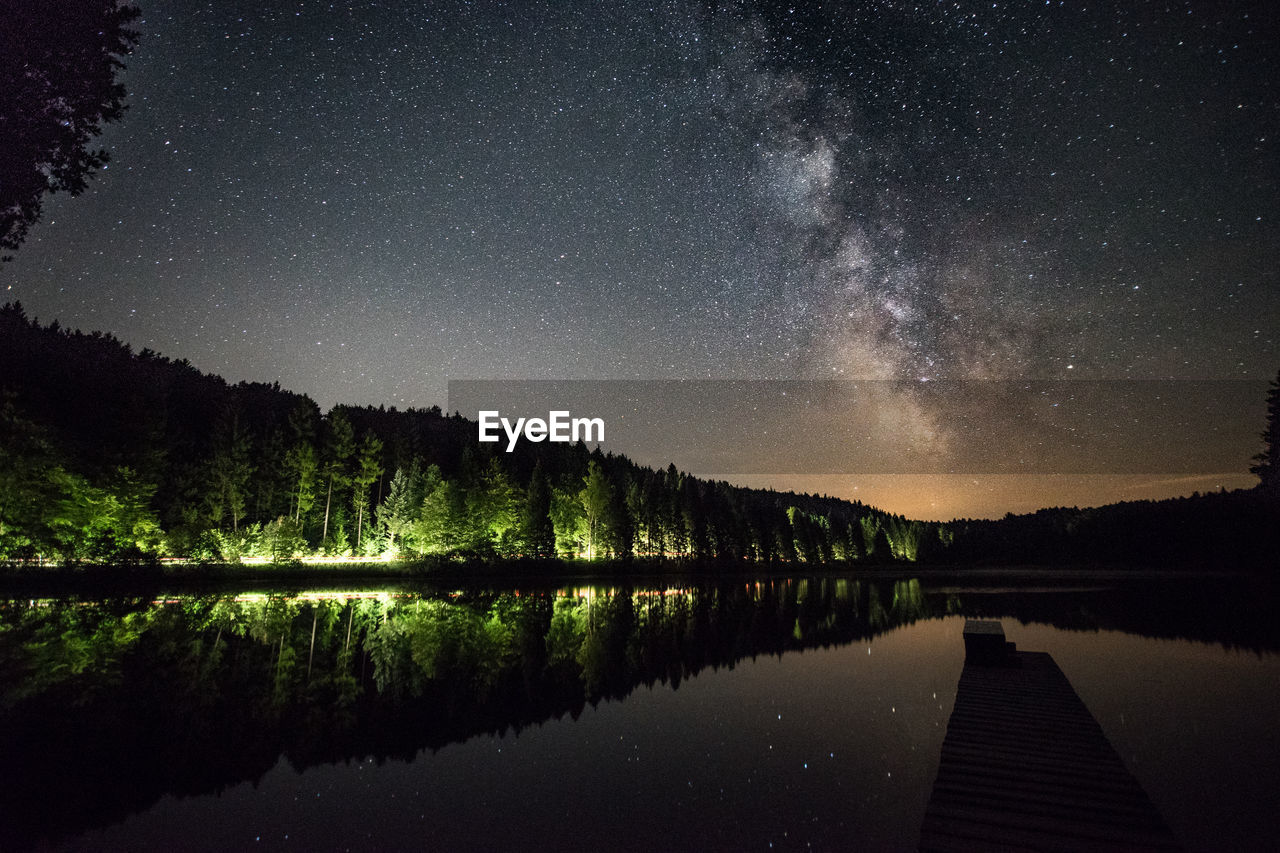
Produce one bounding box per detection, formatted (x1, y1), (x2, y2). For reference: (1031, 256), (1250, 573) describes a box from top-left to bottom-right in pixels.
(919, 630), (1179, 852)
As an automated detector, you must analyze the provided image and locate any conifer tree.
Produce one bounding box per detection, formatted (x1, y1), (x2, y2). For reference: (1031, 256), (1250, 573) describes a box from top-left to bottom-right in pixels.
(521, 460), (556, 559)
(319, 409), (355, 543)
(350, 431), (383, 553)
(580, 460), (611, 559)
(1250, 369), (1279, 492)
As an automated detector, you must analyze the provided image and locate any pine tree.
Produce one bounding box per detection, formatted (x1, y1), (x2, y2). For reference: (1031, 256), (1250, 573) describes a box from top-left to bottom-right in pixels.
(603, 473), (634, 559)
(417, 474), (465, 554)
(376, 466), (412, 555)
(205, 404), (253, 532)
(319, 409), (355, 544)
(350, 431), (383, 554)
(1250, 369), (1279, 492)
(466, 457), (519, 549)
(284, 401), (318, 525)
(580, 460), (611, 559)
(521, 460), (556, 559)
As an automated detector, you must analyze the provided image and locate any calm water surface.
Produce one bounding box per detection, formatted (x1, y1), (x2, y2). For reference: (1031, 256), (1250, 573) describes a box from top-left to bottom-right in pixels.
(1, 575), (1277, 851)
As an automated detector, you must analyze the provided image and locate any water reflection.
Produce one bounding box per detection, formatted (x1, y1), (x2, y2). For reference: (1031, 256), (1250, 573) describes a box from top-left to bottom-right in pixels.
(0, 575), (1275, 848)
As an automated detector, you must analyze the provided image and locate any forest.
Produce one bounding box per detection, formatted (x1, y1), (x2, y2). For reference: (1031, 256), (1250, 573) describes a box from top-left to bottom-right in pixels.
(1, 302), (1275, 571)
(0, 303), (941, 567)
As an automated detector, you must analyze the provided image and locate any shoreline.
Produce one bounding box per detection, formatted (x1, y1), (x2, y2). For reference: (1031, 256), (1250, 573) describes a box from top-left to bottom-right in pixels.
(0, 559), (1266, 598)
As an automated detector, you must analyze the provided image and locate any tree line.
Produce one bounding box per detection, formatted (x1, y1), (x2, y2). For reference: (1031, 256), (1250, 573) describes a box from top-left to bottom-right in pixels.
(0, 303), (942, 566)
(3, 303), (1274, 569)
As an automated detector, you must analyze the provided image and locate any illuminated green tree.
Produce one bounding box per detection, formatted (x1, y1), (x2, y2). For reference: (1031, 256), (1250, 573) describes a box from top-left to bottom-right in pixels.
(350, 431), (383, 554)
(260, 516), (305, 563)
(45, 466), (161, 561)
(376, 465), (415, 555)
(580, 460), (611, 559)
(414, 470), (466, 554)
(466, 457), (520, 552)
(106, 466), (163, 554)
(550, 486), (586, 557)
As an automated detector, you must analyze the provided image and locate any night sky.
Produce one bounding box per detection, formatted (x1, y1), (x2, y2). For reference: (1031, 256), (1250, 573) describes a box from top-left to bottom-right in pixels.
(5, 1), (1277, 519)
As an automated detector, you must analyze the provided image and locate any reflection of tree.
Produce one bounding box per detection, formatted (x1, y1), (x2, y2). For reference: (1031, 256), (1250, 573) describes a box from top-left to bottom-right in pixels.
(3, 575), (1279, 847)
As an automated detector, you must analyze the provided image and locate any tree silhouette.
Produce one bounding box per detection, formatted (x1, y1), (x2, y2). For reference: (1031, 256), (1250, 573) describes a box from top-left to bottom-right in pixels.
(0, 0), (140, 258)
(1251, 369), (1279, 492)
(521, 460), (556, 559)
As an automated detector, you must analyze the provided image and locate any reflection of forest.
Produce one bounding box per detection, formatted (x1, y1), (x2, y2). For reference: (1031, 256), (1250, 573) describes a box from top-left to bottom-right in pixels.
(0, 575), (1275, 847)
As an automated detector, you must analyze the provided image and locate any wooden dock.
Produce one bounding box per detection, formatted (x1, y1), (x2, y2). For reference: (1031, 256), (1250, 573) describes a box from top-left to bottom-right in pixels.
(919, 621), (1180, 852)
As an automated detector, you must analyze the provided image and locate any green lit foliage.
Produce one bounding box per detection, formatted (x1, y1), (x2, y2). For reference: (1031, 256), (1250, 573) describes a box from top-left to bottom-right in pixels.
(832, 519), (861, 561)
(465, 457), (520, 553)
(662, 464), (688, 557)
(410, 467), (466, 555)
(44, 466), (162, 562)
(0, 392), (165, 562)
(403, 602), (516, 699)
(195, 523), (260, 564)
(889, 579), (927, 622)
(580, 460), (611, 559)
(28, 303), (1252, 570)
(550, 485), (587, 557)
(1, 600), (155, 707)
(322, 506), (352, 557)
(259, 516), (305, 563)
(9, 304), (969, 568)
(349, 431), (383, 556)
(859, 516), (880, 559)
(788, 507), (832, 563)
(546, 595), (589, 669)
(375, 465), (416, 556)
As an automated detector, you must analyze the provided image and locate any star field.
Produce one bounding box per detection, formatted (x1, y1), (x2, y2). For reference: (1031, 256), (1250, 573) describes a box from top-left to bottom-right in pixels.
(4, 0), (1277, 516)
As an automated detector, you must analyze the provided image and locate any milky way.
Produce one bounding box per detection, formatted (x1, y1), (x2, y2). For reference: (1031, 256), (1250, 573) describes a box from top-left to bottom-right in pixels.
(5, 1), (1277, 516)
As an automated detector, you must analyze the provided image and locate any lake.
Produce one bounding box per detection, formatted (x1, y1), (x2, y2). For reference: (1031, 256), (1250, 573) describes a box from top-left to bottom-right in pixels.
(1, 573), (1277, 851)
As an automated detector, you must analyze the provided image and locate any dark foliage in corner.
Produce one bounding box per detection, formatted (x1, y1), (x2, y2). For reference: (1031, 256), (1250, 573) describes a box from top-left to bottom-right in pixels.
(0, 0), (141, 258)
